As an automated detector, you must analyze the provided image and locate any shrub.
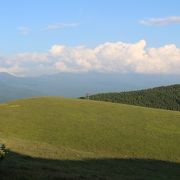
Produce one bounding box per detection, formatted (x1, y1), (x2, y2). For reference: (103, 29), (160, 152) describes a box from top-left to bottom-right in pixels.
(0, 144), (6, 160)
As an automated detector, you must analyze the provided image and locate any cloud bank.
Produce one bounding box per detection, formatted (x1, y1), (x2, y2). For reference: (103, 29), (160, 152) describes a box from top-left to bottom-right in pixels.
(140, 16), (180, 26)
(0, 40), (180, 76)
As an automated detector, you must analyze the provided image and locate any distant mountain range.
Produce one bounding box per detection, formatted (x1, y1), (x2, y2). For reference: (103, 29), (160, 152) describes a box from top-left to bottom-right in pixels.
(0, 72), (180, 102)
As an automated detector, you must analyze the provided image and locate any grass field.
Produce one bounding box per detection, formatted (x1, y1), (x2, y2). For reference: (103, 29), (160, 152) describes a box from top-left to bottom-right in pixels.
(0, 97), (180, 179)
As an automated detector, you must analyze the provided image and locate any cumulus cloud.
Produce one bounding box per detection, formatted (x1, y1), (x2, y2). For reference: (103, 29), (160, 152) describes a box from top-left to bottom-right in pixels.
(140, 16), (180, 26)
(50, 45), (65, 56)
(0, 40), (180, 76)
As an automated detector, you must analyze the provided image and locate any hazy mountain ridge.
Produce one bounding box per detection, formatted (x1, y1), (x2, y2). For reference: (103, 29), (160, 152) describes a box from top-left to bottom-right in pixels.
(0, 72), (180, 102)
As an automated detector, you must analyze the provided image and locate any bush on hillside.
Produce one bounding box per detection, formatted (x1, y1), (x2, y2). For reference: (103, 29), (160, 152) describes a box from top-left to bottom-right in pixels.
(0, 144), (6, 160)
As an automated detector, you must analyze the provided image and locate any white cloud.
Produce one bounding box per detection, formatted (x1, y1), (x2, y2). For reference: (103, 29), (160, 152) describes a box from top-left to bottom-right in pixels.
(140, 16), (180, 26)
(0, 65), (24, 75)
(17, 26), (30, 35)
(44, 23), (78, 30)
(0, 40), (180, 76)
(50, 45), (65, 56)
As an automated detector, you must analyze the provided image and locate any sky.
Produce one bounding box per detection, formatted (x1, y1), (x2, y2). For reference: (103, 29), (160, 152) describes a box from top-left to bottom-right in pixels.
(0, 0), (180, 76)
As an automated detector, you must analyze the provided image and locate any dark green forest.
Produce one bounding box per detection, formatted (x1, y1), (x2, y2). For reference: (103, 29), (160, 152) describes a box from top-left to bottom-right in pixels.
(88, 84), (180, 111)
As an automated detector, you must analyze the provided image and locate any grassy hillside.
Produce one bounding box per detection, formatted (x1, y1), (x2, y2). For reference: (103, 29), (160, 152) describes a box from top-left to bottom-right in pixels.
(0, 97), (180, 179)
(89, 84), (180, 111)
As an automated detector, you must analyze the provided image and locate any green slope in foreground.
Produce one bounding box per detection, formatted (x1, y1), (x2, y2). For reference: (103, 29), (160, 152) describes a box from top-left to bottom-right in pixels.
(0, 97), (180, 180)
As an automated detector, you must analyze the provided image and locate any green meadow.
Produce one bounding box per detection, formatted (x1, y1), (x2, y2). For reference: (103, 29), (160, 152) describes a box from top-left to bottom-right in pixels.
(0, 97), (180, 179)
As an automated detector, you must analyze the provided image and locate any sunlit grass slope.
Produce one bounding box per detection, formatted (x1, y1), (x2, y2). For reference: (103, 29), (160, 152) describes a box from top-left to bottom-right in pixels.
(0, 97), (180, 179)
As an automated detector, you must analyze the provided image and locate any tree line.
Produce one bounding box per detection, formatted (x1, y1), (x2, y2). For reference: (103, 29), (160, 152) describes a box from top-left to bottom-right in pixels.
(87, 84), (180, 111)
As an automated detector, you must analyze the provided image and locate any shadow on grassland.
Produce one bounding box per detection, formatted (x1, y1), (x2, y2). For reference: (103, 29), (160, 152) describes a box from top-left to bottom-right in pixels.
(0, 150), (180, 180)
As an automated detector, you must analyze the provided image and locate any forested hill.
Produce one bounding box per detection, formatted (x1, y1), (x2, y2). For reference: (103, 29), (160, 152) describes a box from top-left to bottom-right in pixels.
(89, 84), (180, 111)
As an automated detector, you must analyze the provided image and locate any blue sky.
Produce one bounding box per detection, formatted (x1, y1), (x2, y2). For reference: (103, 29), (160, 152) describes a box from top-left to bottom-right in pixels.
(1, 0), (180, 54)
(0, 0), (180, 76)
